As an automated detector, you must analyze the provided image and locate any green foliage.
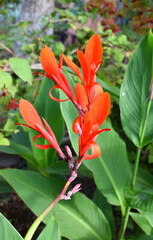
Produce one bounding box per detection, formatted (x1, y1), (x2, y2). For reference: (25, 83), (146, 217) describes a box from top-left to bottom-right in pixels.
(120, 30), (153, 147)
(9, 58), (33, 84)
(0, 169), (112, 240)
(0, 213), (23, 240)
(37, 216), (61, 240)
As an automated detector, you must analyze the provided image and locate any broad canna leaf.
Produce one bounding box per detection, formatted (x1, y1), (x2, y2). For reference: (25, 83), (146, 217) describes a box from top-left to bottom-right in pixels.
(0, 169), (111, 240)
(120, 30), (153, 148)
(131, 212), (153, 235)
(37, 215), (61, 240)
(126, 188), (153, 212)
(0, 213), (23, 240)
(135, 235), (153, 240)
(126, 187), (153, 227)
(29, 77), (65, 169)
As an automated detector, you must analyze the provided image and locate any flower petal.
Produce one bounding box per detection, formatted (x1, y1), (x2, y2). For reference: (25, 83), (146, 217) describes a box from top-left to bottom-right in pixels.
(63, 55), (84, 83)
(40, 46), (61, 80)
(85, 34), (103, 69)
(77, 49), (90, 85)
(72, 117), (80, 134)
(75, 82), (88, 110)
(19, 99), (44, 130)
(84, 141), (101, 160)
(49, 85), (69, 102)
(33, 134), (52, 149)
(88, 92), (111, 127)
(58, 51), (63, 70)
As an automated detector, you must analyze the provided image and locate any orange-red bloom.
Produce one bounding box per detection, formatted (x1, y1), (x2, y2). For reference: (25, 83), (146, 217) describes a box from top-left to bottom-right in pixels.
(64, 34), (103, 104)
(73, 85), (111, 161)
(16, 99), (65, 159)
(40, 47), (75, 103)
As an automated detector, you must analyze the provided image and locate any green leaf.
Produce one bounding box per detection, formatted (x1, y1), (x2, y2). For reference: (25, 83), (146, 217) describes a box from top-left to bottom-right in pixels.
(29, 77), (65, 169)
(0, 177), (13, 193)
(131, 212), (153, 235)
(0, 169), (111, 240)
(37, 215), (61, 240)
(135, 166), (153, 190)
(45, 160), (92, 177)
(60, 81), (131, 214)
(0, 134), (10, 146)
(126, 187), (153, 226)
(9, 58), (33, 84)
(84, 121), (132, 214)
(0, 140), (37, 166)
(135, 235), (153, 240)
(0, 70), (12, 88)
(120, 30), (153, 147)
(93, 189), (114, 235)
(126, 188), (153, 212)
(0, 213), (23, 240)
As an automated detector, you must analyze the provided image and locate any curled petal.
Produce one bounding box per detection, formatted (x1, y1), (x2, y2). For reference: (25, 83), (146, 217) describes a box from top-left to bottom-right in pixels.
(72, 118), (81, 135)
(84, 142), (101, 160)
(32, 72), (48, 77)
(49, 85), (69, 102)
(14, 123), (34, 130)
(33, 134), (52, 149)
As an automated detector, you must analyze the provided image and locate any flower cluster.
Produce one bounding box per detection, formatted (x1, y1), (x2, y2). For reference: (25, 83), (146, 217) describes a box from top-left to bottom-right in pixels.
(7, 98), (19, 110)
(18, 34), (111, 170)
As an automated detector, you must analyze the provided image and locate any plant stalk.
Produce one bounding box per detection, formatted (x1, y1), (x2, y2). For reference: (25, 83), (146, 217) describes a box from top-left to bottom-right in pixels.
(119, 100), (152, 239)
(24, 168), (78, 240)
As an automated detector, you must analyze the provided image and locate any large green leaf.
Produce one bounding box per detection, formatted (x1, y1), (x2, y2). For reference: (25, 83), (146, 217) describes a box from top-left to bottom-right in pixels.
(93, 189), (114, 234)
(29, 77), (65, 169)
(0, 169), (111, 240)
(126, 187), (153, 227)
(9, 58), (33, 84)
(60, 90), (131, 213)
(135, 235), (153, 240)
(37, 215), (61, 240)
(131, 212), (153, 235)
(126, 188), (153, 212)
(120, 30), (153, 147)
(0, 140), (37, 166)
(135, 166), (153, 190)
(0, 213), (23, 240)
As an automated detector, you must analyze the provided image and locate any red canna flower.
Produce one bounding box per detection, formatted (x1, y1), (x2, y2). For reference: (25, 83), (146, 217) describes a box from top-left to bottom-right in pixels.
(16, 98), (66, 159)
(40, 46), (76, 104)
(64, 34), (103, 104)
(73, 87), (111, 162)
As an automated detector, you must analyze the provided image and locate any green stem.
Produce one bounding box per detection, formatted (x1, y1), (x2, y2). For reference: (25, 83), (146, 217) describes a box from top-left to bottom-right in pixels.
(119, 100), (152, 239)
(119, 206), (130, 240)
(24, 175), (73, 240)
(131, 147), (141, 187)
